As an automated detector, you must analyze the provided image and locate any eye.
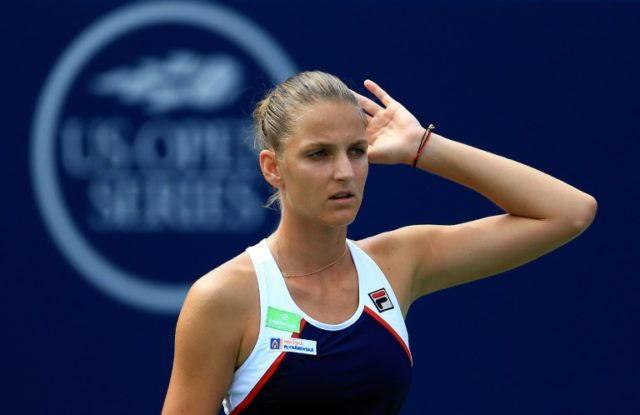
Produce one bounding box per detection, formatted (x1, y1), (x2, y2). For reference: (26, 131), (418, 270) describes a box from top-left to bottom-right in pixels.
(308, 149), (328, 159)
(349, 146), (367, 158)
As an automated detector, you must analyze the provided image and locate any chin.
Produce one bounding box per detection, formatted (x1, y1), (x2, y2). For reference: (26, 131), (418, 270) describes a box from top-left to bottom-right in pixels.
(323, 208), (360, 228)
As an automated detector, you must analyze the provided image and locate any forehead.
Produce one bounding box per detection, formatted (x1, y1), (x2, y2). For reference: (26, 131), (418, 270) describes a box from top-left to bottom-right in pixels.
(291, 101), (365, 144)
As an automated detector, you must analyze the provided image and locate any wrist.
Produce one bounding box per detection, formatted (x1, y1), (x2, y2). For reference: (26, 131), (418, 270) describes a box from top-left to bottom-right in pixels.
(410, 124), (436, 167)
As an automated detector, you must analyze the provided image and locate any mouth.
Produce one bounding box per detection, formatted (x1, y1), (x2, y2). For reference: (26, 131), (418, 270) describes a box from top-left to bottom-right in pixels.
(329, 191), (355, 200)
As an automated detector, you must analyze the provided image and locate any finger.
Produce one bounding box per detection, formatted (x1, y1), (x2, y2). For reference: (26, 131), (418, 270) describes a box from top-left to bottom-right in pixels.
(351, 90), (383, 115)
(364, 79), (394, 107)
(363, 115), (375, 140)
(350, 89), (369, 107)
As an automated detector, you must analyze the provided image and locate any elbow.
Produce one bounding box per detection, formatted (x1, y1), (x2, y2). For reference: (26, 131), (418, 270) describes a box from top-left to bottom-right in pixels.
(567, 193), (598, 236)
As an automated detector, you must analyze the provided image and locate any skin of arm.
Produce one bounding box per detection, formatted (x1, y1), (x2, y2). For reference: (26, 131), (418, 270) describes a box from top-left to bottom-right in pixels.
(162, 263), (254, 415)
(356, 80), (597, 312)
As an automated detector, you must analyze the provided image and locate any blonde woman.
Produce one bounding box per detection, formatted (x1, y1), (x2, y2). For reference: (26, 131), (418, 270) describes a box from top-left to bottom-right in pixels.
(162, 71), (596, 414)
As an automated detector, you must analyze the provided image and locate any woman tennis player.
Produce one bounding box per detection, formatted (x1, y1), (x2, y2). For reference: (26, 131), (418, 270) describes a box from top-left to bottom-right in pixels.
(162, 71), (596, 414)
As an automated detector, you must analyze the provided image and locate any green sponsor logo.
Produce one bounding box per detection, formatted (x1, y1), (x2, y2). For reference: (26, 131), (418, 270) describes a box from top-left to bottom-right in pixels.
(266, 307), (301, 333)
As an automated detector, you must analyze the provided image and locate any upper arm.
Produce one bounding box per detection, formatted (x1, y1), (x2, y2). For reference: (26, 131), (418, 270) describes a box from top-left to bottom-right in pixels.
(368, 211), (593, 305)
(162, 276), (243, 415)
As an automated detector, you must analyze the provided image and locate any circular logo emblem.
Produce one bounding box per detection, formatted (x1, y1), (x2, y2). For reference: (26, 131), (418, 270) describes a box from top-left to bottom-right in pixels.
(31, 1), (297, 313)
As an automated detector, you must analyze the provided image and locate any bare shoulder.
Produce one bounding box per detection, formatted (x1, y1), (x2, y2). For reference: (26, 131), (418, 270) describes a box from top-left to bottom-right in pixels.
(356, 225), (440, 269)
(176, 250), (259, 368)
(358, 226), (433, 255)
(182, 251), (258, 327)
(190, 252), (257, 304)
(163, 252), (258, 414)
(355, 226), (440, 315)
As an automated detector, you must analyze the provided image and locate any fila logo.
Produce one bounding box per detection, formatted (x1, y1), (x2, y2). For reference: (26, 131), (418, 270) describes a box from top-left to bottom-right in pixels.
(368, 288), (394, 313)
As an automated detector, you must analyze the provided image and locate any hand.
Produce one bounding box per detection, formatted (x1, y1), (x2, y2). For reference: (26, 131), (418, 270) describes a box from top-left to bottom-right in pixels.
(354, 79), (425, 165)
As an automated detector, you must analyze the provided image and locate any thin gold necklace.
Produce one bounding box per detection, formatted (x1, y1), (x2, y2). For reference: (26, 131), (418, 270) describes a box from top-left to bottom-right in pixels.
(275, 238), (349, 278)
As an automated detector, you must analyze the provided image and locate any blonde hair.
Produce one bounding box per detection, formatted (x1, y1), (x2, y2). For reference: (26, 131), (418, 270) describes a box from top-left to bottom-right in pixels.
(253, 71), (365, 207)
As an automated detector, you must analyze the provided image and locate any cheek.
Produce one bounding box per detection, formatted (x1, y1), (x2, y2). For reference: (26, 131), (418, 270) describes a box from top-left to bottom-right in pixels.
(283, 164), (325, 194)
(298, 163), (332, 181)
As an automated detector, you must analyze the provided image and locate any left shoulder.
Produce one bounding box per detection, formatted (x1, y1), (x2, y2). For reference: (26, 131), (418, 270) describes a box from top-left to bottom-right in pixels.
(355, 226), (439, 315)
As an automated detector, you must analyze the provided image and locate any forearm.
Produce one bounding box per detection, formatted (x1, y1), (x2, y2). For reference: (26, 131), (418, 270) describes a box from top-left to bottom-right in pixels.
(414, 133), (596, 228)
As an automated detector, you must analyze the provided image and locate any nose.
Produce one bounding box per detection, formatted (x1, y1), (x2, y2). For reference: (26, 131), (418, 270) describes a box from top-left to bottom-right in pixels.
(333, 153), (355, 181)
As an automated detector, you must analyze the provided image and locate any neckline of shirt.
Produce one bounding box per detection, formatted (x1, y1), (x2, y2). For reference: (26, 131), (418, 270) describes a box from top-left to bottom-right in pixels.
(260, 238), (365, 332)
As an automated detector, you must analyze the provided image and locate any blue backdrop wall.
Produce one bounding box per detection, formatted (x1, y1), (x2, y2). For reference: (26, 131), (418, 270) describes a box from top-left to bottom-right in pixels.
(3, 1), (638, 414)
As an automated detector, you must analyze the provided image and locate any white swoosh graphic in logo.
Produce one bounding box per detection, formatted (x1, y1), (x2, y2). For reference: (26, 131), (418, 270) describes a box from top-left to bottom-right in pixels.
(91, 49), (243, 113)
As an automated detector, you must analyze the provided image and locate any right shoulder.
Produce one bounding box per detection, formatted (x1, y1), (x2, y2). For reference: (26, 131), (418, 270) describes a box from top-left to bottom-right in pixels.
(175, 250), (258, 367)
(174, 251), (258, 384)
(181, 251), (258, 328)
(162, 251), (258, 413)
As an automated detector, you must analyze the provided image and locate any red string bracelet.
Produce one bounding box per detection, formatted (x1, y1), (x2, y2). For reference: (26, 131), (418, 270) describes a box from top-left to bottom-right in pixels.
(411, 124), (436, 168)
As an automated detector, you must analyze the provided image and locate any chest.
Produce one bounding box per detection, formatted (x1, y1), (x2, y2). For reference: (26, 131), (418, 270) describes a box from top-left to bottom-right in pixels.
(283, 270), (359, 324)
(241, 313), (413, 414)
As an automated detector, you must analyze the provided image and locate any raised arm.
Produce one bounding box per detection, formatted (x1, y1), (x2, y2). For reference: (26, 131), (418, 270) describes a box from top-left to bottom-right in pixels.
(356, 80), (597, 307)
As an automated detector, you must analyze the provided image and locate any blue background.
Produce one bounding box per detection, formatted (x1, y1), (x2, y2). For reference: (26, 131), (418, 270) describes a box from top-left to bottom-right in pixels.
(3, 0), (639, 414)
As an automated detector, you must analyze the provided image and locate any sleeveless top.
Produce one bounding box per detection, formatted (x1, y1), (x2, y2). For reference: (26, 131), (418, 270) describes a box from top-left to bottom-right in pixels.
(222, 239), (413, 414)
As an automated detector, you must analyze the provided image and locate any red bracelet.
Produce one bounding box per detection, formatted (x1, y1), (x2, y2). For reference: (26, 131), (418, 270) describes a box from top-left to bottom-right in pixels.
(411, 124), (436, 167)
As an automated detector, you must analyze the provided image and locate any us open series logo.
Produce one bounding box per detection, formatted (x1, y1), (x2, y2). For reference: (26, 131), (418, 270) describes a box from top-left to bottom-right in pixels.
(31, 1), (297, 313)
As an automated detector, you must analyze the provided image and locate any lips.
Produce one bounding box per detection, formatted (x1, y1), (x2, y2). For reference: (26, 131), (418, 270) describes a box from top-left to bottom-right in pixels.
(329, 191), (354, 200)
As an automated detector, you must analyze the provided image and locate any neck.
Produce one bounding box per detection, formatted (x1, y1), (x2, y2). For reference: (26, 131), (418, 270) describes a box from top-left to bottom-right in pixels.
(270, 210), (349, 276)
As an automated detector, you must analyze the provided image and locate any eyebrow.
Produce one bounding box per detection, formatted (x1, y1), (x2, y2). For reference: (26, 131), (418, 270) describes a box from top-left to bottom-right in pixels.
(301, 138), (368, 149)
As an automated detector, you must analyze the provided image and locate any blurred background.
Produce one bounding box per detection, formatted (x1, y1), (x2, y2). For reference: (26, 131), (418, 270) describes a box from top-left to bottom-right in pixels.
(3, 0), (639, 413)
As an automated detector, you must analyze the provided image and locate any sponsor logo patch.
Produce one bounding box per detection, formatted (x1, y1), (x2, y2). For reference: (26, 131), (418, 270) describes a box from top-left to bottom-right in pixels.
(368, 288), (394, 313)
(266, 307), (302, 333)
(269, 337), (317, 355)
(270, 338), (281, 350)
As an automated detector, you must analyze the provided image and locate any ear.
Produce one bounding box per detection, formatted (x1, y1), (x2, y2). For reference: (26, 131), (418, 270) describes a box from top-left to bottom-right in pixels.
(259, 149), (283, 188)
